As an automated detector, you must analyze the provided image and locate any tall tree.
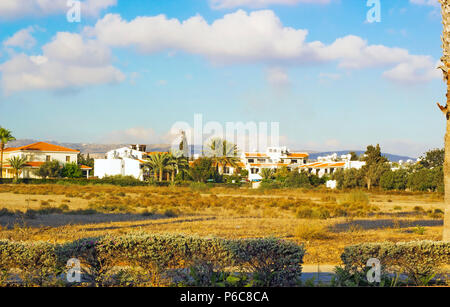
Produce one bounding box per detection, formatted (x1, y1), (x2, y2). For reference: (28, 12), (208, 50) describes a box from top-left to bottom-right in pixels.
(0, 127), (16, 180)
(204, 138), (240, 174)
(145, 153), (170, 182)
(361, 144), (390, 190)
(438, 0), (450, 241)
(419, 148), (444, 169)
(7, 156), (27, 182)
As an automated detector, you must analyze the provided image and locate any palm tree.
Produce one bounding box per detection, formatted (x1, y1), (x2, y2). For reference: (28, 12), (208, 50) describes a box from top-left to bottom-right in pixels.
(204, 138), (240, 174)
(7, 156), (27, 182)
(145, 153), (170, 182)
(439, 0), (450, 241)
(260, 168), (274, 180)
(0, 127), (16, 180)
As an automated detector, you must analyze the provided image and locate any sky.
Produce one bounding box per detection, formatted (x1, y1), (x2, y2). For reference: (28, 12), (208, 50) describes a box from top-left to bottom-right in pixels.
(0, 0), (447, 157)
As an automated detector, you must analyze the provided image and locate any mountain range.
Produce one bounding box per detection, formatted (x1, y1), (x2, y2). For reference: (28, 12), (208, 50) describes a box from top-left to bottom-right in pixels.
(6, 140), (416, 162)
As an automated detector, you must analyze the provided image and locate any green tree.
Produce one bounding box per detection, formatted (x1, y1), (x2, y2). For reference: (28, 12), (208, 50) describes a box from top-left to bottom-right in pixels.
(204, 138), (240, 174)
(62, 162), (82, 178)
(349, 151), (359, 161)
(35, 160), (63, 179)
(380, 169), (409, 191)
(361, 144), (390, 190)
(260, 168), (274, 180)
(188, 157), (217, 183)
(145, 153), (171, 182)
(7, 156), (27, 182)
(0, 127), (16, 180)
(419, 148), (444, 169)
(78, 153), (94, 168)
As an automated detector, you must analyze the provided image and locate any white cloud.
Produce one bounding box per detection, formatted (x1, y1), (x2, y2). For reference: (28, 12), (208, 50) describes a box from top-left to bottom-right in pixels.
(0, 32), (124, 94)
(3, 27), (37, 49)
(266, 67), (290, 87)
(104, 127), (165, 144)
(409, 0), (439, 7)
(0, 0), (116, 19)
(209, 0), (331, 9)
(88, 10), (441, 84)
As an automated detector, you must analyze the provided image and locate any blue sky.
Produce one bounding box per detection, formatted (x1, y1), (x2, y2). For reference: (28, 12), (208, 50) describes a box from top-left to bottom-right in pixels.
(0, 0), (446, 157)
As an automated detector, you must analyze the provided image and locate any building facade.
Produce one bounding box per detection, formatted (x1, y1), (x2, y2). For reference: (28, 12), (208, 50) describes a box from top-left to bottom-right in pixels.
(1, 142), (90, 179)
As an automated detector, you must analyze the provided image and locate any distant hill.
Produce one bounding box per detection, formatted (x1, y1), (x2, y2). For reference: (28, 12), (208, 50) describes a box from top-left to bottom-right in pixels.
(6, 141), (417, 162)
(307, 151), (416, 162)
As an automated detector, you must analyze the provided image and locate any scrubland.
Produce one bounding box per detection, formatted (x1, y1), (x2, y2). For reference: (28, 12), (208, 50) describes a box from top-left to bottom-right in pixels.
(0, 183), (445, 266)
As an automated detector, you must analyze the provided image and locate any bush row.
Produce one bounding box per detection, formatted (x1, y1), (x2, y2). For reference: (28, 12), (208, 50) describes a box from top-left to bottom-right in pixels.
(0, 233), (305, 287)
(340, 241), (450, 286)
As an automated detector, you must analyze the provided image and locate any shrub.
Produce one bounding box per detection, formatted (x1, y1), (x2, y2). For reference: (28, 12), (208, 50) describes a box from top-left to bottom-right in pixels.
(341, 241), (450, 286)
(295, 224), (330, 241)
(0, 233), (305, 287)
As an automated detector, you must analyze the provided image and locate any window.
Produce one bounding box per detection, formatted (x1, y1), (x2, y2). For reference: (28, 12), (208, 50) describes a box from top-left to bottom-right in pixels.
(251, 168), (259, 174)
(291, 160), (298, 164)
(66, 156), (71, 163)
(257, 159), (266, 163)
(46, 155), (51, 162)
(248, 159), (255, 163)
(223, 167), (230, 174)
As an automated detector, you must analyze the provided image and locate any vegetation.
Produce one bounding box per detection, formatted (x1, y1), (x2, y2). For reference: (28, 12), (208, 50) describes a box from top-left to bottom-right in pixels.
(0, 127), (16, 180)
(6, 156), (27, 182)
(0, 233), (305, 287)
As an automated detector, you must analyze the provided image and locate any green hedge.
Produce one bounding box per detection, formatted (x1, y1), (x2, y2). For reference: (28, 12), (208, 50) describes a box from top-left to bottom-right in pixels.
(341, 241), (450, 285)
(0, 233), (305, 287)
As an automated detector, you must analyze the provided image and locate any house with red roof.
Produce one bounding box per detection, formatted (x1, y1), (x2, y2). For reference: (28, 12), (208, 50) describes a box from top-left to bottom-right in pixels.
(1, 142), (92, 179)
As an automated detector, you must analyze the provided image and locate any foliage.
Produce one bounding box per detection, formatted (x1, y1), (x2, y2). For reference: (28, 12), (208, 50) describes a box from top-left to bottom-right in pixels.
(0, 127), (16, 180)
(360, 144), (390, 190)
(0, 233), (305, 287)
(62, 163), (82, 178)
(419, 148), (444, 169)
(188, 157), (220, 183)
(341, 241), (450, 286)
(380, 169), (409, 191)
(7, 156), (28, 182)
(35, 160), (63, 179)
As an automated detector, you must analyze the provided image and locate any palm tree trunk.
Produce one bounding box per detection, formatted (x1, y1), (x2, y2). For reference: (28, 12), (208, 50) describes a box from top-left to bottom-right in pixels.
(0, 144), (4, 180)
(159, 169), (163, 182)
(442, 0), (450, 242)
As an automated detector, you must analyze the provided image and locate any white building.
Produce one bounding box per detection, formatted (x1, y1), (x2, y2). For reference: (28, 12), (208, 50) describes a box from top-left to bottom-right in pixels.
(2, 142), (92, 179)
(94, 145), (148, 180)
(299, 154), (366, 178)
(239, 146), (309, 181)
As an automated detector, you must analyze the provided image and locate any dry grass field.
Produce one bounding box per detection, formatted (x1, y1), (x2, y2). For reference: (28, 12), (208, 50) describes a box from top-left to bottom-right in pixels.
(0, 184), (445, 265)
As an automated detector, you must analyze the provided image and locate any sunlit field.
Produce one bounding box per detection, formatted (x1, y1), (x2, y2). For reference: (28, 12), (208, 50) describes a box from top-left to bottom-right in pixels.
(0, 183), (444, 265)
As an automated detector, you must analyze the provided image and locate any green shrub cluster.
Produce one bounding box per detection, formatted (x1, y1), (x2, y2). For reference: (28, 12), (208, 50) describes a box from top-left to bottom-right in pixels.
(0, 233), (305, 287)
(340, 241), (450, 286)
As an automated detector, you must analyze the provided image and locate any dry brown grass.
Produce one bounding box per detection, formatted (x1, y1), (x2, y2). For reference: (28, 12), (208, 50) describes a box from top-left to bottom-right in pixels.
(0, 184), (444, 265)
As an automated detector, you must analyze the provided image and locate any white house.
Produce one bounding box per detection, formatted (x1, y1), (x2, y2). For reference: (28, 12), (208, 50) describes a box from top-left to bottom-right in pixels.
(240, 146), (309, 181)
(2, 142), (92, 179)
(94, 145), (148, 180)
(299, 154), (366, 178)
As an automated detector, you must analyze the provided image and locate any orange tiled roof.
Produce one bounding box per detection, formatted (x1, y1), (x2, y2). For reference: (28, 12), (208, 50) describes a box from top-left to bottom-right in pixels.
(80, 165), (93, 169)
(4, 142), (79, 153)
(287, 153), (309, 158)
(3, 162), (45, 168)
(300, 162), (346, 169)
(245, 153), (269, 158)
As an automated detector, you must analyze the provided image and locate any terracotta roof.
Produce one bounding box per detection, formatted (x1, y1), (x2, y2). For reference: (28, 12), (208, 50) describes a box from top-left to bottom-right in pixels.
(287, 153), (309, 158)
(245, 153), (268, 158)
(80, 165), (93, 170)
(3, 162), (45, 168)
(4, 142), (79, 153)
(300, 162), (346, 169)
(249, 163), (289, 167)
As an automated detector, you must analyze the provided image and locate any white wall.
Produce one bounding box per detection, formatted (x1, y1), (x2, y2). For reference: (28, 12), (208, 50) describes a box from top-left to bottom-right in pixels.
(94, 158), (143, 180)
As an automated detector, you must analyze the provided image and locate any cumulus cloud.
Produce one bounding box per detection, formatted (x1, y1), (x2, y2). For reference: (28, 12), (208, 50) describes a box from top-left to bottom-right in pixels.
(3, 27), (36, 49)
(0, 0), (116, 19)
(88, 10), (440, 84)
(0, 32), (124, 94)
(209, 0), (331, 9)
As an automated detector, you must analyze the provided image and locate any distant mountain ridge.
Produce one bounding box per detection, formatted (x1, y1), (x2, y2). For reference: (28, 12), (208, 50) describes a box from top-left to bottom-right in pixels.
(306, 151), (416, 162)
(6, 141), (416, 162)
